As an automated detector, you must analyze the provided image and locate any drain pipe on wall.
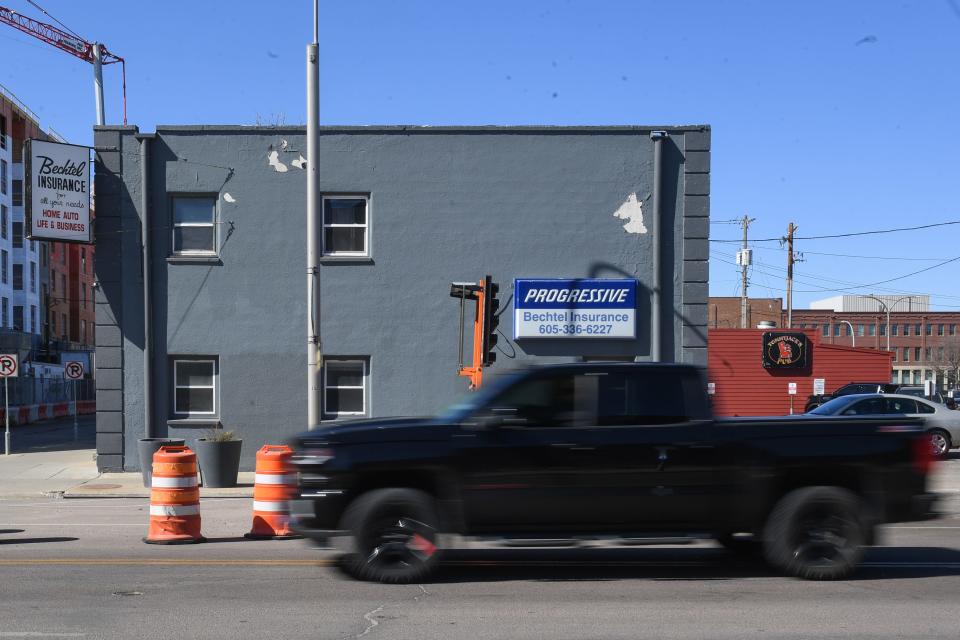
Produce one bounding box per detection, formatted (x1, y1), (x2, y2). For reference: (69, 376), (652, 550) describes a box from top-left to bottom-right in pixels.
(138, 134), (154, 438)
(650, 130), (667, 363)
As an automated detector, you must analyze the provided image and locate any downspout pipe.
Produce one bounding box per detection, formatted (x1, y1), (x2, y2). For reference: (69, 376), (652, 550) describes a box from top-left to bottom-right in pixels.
(650, 131), (667, 362)
(138, 134), (153, 438)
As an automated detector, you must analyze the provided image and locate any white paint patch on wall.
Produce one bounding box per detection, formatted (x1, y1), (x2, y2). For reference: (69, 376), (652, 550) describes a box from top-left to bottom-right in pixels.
(613, 193), (647, 234)
(222, 193), (236, 203)
(267, 150), (288, 173)
(291, 155), (307, 170)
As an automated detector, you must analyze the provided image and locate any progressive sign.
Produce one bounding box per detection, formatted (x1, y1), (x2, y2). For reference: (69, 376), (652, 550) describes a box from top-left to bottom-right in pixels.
(24, 139), (92, 244)
(514, 279), (637, 339)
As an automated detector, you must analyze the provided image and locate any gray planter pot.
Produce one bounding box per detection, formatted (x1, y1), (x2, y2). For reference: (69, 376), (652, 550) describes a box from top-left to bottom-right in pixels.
(195, 439), (243, 488)
(137, 438), (186, 488)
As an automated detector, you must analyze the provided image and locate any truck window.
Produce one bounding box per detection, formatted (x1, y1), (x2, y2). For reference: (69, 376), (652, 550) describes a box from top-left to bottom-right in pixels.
(490, 373), (580, 427)
(595, 371), (689, 426)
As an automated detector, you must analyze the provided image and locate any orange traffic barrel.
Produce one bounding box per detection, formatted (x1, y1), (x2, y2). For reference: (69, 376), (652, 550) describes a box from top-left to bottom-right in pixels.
(245, 445), (301, 539)
(144, 445), (205, 544)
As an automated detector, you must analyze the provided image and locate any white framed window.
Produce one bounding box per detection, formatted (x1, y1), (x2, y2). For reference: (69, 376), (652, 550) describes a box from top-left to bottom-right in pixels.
(172, 358), (218, 417)
(322, 196), (369, 257)
(323, 358), (368, 419)
(171, 196), (217, 255)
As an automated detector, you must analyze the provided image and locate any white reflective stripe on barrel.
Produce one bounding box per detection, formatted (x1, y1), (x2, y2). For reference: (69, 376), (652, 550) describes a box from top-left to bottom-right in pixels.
(150, 504), (200, 517)
(151, 475), (198, 488)
(254, 473), (297, 485)
(252, 500), (289, 513)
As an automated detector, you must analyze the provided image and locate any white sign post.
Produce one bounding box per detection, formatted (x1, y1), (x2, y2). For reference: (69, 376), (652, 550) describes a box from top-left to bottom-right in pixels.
(788, 381), (798, 415)
(24, 139), (92, 244)
(0, 354), (19, 456)
(65, 362), (85, 442)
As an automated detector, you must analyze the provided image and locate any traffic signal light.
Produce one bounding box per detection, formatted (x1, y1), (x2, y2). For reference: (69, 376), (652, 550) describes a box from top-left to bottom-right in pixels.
(481, 275), (500, 366)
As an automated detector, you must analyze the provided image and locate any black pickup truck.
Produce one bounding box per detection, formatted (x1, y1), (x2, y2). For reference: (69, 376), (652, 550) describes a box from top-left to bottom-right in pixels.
(290, 363), (939, 583)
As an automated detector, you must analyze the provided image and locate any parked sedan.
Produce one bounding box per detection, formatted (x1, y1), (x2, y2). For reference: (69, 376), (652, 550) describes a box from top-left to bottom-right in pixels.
(808, 393), (959, 456)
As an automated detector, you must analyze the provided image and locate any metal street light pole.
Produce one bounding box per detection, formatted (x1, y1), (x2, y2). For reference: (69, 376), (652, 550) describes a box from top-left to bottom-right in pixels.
(866, 294), (915, 353)
(306, 0), (321, 430)
(839, 320), (855, 348)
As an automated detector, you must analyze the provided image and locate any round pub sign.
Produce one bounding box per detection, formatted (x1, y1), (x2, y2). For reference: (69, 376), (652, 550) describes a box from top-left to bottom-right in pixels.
(761, 332), (810, 369)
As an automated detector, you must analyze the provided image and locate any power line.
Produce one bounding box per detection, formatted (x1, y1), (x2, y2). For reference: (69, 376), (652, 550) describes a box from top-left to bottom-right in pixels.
(711, 219), (960, 243)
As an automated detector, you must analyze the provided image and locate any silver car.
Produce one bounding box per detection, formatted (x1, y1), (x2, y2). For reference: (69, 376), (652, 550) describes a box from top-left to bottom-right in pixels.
(808, 393), (960, 456)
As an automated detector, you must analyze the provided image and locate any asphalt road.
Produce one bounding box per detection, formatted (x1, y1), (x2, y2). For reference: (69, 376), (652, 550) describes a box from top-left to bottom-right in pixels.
(1, 497), (960, 639)
(7, 414), (96, 453)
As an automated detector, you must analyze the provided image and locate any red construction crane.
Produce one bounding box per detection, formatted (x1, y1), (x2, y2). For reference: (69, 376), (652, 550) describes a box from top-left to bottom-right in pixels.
(0, 5), (126, 125)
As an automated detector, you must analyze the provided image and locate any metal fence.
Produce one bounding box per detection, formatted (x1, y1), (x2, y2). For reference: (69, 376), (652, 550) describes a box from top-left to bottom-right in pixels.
(1, 377), (95, 407)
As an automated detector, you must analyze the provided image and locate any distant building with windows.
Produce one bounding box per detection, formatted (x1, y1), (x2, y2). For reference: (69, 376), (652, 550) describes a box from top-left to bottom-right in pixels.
(0, 84), (94, 372)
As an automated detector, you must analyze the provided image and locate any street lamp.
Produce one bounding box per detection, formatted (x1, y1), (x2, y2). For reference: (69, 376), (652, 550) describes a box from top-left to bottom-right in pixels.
(864, 294), (914, 352)
(839, 320), (856, 348)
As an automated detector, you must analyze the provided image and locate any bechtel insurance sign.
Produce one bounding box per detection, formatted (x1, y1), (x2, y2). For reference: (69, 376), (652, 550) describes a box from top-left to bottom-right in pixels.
(24, 139), (92, 244)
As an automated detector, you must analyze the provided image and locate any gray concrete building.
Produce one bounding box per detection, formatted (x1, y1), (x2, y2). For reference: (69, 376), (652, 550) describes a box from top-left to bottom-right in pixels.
(93, 125), (710, 471)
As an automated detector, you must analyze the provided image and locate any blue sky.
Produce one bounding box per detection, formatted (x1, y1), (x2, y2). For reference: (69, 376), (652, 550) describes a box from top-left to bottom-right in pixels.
(3, 1), (959, 310)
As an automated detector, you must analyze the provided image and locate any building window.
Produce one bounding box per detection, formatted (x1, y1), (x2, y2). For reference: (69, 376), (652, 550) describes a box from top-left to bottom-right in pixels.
(0, 160), (6, 194)
(833, 324), (841, 337)
(952, 325), (957, 336)
(902, 324), (909, 336)
(29, 262), (35, 293)
(172, 358), (218, 417)
(322, 196), (369, 257)
(915, 347), (922, 361)
(29, 305), (36, 334)
(892, 350), (897, 362)
(925, 347), (932, 361)
(822, 324), (829, 337)
(938, 346), (944, 361)
(50, 310), (56, 334)
(80, 319), (86, 343)
(903, 347), (909, 362)
(323, 358), (368, 419)
(12, 305), (22, 331)
(868, 324), (875, 337)
(0, 205), (6, 239)
(0, 116), (5, 149)
(913, 370), (921, 384)
(915, 323), (922, 336)
(12, 264), (22, 290)
(60, 245), (66, 264)
(856, 324), (864, 337)
(61, 313), (66, 340)
(926, 324), (933, 336)
(81, 283), (86, 309)
(12, 179), (22, 206)
(171, 196), (217, 255)
(61, 274), (66, 295)
(938, 324), (944, 336)
(811, 323), (818, 331)
(40, 243), (47, 267)
(0, 250), (6, 284)
(880, 324), (886, 337)
(1, 298), (6, 328)
(12, 221), (22, 249)
(81, 248), (86, 272)
(892, 324), (899, 336)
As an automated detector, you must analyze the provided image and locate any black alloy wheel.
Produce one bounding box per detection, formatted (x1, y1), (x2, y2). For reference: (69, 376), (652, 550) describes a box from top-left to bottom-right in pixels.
(762, 486), (864, 580)
(338, 488), (441, 584)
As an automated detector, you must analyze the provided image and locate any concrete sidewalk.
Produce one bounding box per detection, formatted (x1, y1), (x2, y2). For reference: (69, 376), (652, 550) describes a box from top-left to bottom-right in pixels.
(0, 447), (254, 499)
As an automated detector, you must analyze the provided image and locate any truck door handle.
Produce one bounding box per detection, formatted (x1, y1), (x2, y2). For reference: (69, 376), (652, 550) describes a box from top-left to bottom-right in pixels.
(550, 443), (595, 451)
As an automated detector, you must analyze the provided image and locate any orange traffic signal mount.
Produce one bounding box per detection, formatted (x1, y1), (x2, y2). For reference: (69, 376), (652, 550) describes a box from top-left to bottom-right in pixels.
(450, 275), (500, 389)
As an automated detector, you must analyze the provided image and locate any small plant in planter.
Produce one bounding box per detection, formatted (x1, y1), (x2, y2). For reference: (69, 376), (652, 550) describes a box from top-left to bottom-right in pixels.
(195, 428), (243, 488)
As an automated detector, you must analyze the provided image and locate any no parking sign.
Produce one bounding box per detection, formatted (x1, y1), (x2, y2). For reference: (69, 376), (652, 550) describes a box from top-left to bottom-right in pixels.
(65, 361), (85, 380)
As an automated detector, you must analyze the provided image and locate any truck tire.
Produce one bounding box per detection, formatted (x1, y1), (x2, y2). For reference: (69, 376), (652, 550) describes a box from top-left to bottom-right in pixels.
(337, 488), (441, 584)
(762, 486), (865, 580)
(929, 430), (951, 458)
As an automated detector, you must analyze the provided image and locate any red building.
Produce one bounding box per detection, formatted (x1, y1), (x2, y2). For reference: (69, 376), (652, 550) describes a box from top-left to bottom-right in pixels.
(708, 328), (893, 417)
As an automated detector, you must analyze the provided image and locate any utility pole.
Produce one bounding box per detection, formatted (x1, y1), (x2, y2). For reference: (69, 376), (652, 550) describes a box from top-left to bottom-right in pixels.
(785, 223), (797, 328)
(737, 216), (755, 328)
(306, 0), (321, 429)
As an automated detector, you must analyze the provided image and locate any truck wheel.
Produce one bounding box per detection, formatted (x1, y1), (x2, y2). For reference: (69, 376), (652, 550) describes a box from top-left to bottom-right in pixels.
(762, 486), (864, 580)
(338, 488), (441, 584)
(929, 430), (951, 458)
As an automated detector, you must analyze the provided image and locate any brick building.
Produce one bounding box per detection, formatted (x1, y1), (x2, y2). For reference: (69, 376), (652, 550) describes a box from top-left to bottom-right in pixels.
(708, 297), (782, 328)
